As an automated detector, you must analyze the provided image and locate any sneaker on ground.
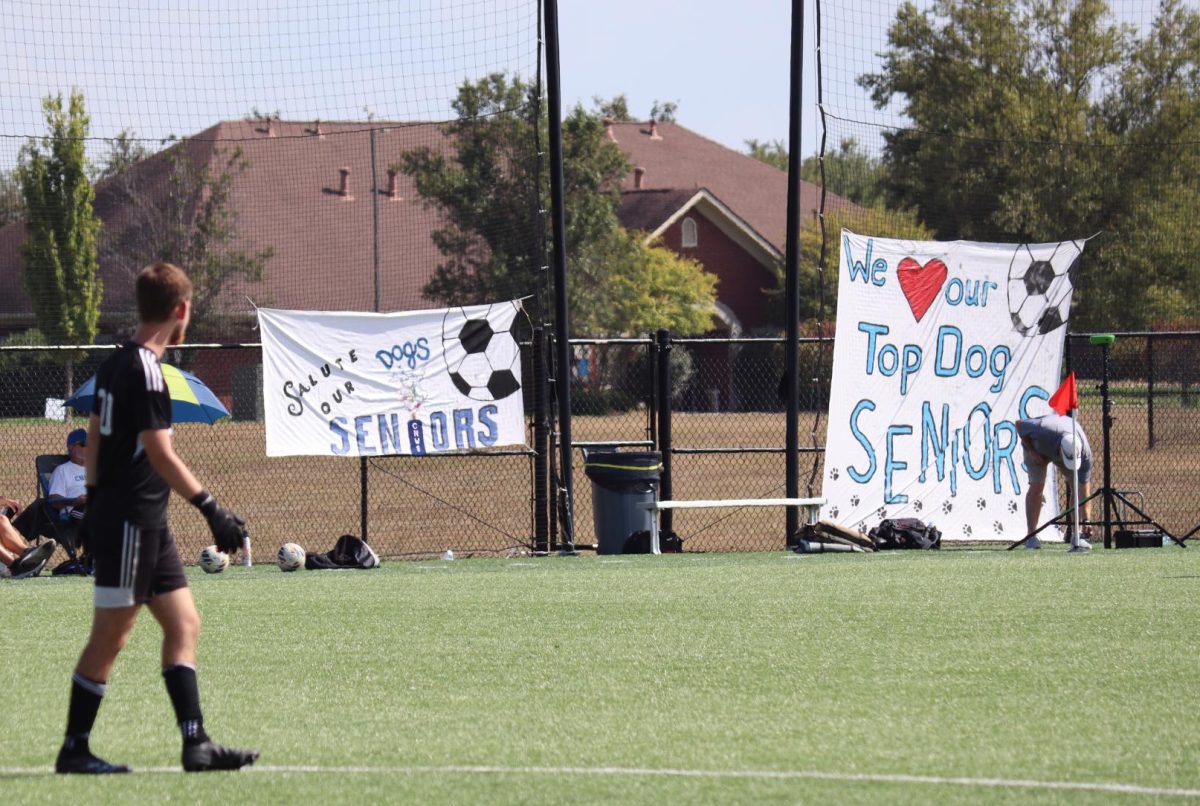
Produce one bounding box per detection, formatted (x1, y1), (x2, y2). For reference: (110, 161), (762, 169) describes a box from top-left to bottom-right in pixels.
(182, 741), (260, 772)
(1068, 538), (1092, 552)
(1024, 536), (1042, 550)
(55, 746), (131, 774)
(11, 540), (56, 579)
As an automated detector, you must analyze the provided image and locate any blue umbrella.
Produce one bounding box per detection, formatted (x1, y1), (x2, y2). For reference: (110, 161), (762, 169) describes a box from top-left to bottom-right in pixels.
(66, 363), (230, 424)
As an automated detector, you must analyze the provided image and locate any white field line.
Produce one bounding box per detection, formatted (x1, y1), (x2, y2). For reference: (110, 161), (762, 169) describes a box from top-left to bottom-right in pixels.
(2, 764), (1198, 797)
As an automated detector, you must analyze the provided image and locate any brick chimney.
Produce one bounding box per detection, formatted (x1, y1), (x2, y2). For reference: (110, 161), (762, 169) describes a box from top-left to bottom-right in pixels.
(603, 117), (616, 142)
(338, 167), (353, 200)
(649, 119), (662, 140)
(633, 166), (646, 189)
(314, 119), (325, 140)
(385, 168), (401, 199)
(266, 118), (276, 138)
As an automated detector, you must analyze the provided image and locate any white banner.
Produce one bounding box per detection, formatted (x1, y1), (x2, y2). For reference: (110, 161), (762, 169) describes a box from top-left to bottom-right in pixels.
(258, 301), (526, 457)
(822, 231), (1084, 540)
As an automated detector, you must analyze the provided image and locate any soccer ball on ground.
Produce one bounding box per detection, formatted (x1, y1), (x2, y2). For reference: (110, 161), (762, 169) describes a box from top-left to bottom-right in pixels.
(277, 542), (306, 572)
(1006, 243), (1081, 337)
(441, 301), (523, 402)
(199, 545), (229, 574)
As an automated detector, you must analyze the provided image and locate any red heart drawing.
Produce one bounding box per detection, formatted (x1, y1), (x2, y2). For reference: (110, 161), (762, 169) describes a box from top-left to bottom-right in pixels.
(897, 257), (948, 322)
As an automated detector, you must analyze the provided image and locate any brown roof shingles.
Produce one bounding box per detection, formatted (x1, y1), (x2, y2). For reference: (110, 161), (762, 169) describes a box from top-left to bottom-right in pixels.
(611, 121), (846, 250)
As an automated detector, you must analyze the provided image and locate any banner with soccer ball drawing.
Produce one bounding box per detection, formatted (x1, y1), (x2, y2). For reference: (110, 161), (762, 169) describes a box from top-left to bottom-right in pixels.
(821, 231), (1085, 541)
(258, 301), (526, 457)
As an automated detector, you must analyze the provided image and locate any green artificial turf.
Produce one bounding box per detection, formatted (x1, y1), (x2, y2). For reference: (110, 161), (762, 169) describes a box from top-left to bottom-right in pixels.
(1, 547), (1197, 804)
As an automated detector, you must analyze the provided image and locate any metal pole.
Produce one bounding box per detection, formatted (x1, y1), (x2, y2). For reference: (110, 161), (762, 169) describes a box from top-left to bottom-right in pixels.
(370, 128), (382, 313)
(533, 327), (550, 553)
(783, 0), (805, 547)
(1147, 335), (1155, 450)
(1101, 340), (1114, 549)
(544, 0), (575, 552)
(656, 329), (674, 539)
(360, 128), (384, 542)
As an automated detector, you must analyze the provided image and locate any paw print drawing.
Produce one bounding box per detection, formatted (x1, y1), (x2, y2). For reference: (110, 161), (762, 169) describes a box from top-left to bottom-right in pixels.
(963, 524), (974, 536)
(976, 498), (987, 510)
(876, 507), (887, 519)
(942, 500), (953, 515)
(828, 506), (839, 520)
(913, 500), (923, 513)
(850, 495), (860, 507)
(829, 468), (840, 481)
(1008, 501), (1018, 513)
(857, 521), (868, 533)
(993, 521), (1004, 534)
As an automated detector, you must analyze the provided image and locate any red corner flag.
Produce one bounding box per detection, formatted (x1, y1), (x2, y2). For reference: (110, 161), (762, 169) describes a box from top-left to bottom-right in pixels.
(1049, 372), (1079, 415)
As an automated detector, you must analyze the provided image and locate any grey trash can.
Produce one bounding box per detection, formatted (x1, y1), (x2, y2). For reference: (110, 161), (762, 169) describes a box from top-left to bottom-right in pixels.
(583, 451), (662, 555)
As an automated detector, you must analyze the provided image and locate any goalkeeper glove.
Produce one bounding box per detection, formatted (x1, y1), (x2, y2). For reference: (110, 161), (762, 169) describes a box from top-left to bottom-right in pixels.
(190, 491), (247, 554)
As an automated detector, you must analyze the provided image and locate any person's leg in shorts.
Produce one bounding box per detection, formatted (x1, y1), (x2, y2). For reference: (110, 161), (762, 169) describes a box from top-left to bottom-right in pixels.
(1023, 437), (1050, 537)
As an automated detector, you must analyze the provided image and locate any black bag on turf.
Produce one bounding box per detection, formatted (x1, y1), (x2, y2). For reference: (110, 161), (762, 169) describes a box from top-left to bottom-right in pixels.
(868, 518), (941, 550)
(305, 534), (381, 569)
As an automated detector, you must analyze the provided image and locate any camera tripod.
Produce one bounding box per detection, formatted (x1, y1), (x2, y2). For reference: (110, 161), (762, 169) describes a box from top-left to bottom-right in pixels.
(1008, 334), (1182, 550)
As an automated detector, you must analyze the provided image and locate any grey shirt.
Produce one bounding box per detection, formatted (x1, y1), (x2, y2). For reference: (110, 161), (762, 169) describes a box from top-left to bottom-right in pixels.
(1016, 413), (1093, 481)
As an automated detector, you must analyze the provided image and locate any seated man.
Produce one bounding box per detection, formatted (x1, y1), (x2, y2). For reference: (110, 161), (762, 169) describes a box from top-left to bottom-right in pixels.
(49, 429), (90, 523)
(1016, 412), (1094, 551)
(1, 497), (57, 579)
(12, 429), (90, 568)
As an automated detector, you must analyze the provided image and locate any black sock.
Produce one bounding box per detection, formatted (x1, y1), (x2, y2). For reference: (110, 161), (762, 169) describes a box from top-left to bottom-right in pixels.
(64, 673), (107, 751)
(162, 664), (209, 745)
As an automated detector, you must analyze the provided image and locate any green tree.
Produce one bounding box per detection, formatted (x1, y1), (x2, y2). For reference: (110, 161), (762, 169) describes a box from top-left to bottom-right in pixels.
(609, 242), (717, 335)
(746, 137), (890, 209)
(400, 73), (716, 335)
(744, 138), (789, 172)
(649, 100), (679, 122)
(0, 169), (22, 228)
(101, 141), (274, 340)
(859, 0), (1200, 329)
(94, 129), (152, 182)
(16, 89), (103, 376)
(593, 94), (633, 121)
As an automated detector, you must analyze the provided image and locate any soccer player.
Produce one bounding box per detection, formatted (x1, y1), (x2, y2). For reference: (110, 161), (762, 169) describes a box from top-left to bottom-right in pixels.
(55, 262), (259, 774)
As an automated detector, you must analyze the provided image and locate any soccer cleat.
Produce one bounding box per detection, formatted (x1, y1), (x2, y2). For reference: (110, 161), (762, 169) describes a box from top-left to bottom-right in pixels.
(1068, 538), (1092, 553)
(55, 746), (131, 774)
(11, 540), (57, 579)
(182, 740), (260, 772)
(1024, 536), (1042, 550)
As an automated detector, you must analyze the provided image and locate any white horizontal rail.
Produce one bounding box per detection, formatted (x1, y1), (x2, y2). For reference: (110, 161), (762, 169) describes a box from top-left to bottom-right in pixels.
(645, 498), (825, 511)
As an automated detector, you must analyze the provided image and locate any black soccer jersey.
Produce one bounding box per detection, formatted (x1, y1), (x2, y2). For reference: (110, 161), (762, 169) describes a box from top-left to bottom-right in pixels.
(90, 341), (173, 528)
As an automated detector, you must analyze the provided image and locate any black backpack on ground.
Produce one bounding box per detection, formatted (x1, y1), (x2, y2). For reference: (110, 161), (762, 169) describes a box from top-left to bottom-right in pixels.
(868, 518), (942, 550)
(305, 534), (381, 569)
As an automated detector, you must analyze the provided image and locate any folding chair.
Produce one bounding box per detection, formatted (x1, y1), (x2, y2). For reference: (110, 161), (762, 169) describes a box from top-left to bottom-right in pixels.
(24, 454), (84, 563)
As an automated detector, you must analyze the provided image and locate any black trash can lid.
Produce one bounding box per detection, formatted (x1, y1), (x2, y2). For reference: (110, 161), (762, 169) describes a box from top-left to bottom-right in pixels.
(583, 451), (662, 482)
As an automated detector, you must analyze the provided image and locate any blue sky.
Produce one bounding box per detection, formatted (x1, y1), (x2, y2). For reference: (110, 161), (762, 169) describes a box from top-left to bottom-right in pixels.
(0, 0), (832, 170)
(559, 0), (820, 156)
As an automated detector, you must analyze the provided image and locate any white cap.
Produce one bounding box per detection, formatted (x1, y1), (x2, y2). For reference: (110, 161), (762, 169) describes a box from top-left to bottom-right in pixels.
(1059, 436), (1080, 470)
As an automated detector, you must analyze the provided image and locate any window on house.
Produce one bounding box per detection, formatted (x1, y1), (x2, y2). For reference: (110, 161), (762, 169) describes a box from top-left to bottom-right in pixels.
(681, 217), (698, 248)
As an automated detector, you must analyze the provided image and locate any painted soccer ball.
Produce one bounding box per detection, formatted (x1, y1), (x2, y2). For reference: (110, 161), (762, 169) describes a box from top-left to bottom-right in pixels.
(1006, 244), (1080, 337)
(199, 545), (229, 574)
(441, 301), (523, 402)
(277, 542), (306, 572)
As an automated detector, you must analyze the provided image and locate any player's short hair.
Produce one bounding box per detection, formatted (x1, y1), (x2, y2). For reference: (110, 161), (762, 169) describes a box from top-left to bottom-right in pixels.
(136, 262), (193, 323)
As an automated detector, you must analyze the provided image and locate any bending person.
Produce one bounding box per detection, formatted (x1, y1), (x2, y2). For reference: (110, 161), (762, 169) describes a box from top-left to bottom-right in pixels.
(1016, 412), (1093, 550)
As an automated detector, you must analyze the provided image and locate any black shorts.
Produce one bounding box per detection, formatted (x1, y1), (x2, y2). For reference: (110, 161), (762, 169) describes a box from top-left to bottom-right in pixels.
(93, 521), (188, 608)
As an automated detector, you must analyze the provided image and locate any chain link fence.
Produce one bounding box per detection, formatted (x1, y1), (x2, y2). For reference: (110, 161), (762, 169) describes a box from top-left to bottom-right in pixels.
(1064, 333), (1200, 539)
(0, 344), (537, 564)
(6, 332), (1197, 563)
